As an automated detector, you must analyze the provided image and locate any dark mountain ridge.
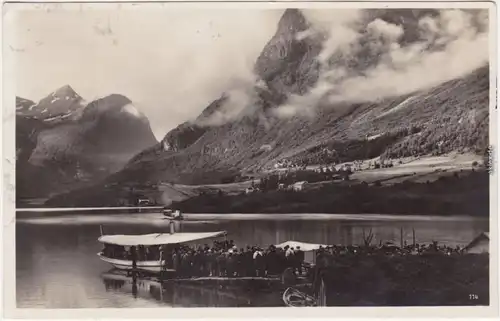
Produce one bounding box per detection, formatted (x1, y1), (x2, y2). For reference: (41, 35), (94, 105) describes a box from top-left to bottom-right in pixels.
(16, 89), (158, 202)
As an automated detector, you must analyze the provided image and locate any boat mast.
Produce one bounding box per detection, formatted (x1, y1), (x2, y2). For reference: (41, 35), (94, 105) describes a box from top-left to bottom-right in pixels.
(169, 221), (175, 234)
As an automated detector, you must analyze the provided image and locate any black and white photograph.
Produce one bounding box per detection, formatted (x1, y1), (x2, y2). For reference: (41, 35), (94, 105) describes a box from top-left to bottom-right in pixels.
(2, 1), (498, 317)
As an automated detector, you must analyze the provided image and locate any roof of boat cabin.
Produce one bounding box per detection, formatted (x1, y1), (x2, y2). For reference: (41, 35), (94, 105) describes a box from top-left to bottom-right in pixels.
(98, 231), (226, 246)
(275, 240), (331, 252)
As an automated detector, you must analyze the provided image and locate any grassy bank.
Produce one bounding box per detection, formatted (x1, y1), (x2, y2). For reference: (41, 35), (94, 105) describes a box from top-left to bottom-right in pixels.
(171, 170), (489, 216)
(317, 253), (489, 306)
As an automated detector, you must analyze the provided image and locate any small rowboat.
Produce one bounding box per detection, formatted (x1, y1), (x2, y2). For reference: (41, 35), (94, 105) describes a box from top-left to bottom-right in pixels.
(282, 287), (317, 307)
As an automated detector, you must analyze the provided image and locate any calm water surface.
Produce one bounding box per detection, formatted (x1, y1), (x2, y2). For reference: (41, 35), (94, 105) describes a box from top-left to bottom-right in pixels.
(16, 212), (488, 308)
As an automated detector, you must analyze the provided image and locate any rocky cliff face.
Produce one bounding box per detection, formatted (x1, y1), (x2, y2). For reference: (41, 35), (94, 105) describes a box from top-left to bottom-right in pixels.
(111, 8), (488, 187)
(156, 9), (321, 155)
(16, 90), (158, 202)
(159, 96), (228, 153)
(254, 9), (323, 100)
(46, 8), (489, 207)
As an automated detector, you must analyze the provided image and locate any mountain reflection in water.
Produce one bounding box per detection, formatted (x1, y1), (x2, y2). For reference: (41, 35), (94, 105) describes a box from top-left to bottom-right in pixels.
(16, 212), (487, 308)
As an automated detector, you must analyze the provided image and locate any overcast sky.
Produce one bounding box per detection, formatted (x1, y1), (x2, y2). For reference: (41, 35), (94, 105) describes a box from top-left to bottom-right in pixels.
(10, 6), (283, 139)
(8, 5), (490, 140)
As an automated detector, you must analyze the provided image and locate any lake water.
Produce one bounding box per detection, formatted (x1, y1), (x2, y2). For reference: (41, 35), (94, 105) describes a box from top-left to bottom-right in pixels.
(16, 212), (488, 308)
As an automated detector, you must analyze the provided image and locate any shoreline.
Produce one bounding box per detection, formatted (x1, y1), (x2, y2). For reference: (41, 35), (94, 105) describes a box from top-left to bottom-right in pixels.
(15, 211), (489, 223)
(25, 168), (489, 218)
(169, 171), (489, 217)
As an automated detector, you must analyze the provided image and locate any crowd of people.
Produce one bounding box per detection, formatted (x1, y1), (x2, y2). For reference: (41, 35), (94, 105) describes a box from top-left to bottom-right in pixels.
(101, 240), (306, 278)
(164, 240), (305, 278)
(312, 241), (466, 268)
(101, 239), (466, 278)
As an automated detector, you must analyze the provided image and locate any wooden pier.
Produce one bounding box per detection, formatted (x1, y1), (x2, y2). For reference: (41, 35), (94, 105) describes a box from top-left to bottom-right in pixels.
(165, 276), (283, 289)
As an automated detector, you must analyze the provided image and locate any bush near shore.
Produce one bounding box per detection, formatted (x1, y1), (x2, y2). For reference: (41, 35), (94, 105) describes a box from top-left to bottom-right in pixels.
(172, 171), (489, 216)
(316, 253), (489, 306)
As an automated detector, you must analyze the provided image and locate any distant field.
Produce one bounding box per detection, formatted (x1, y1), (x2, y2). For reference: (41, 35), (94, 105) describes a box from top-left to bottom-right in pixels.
(38, 153), (485, 208)
(350, 153), (482, 185)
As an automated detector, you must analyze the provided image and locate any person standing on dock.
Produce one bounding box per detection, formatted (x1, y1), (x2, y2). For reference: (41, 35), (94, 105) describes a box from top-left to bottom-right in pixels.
(194, 249), (202, 277)
(253, 247), (265, 277)
(207, 249), (216, 277)
(216, 250), (226, 277)
(181, 250), (191, 277)
(267, 246), (280, 275)
(295, 246), (304, 275)
(278, 247), (287, 274)
(227, 250), (236, 277)
(244, 246), (254, 277)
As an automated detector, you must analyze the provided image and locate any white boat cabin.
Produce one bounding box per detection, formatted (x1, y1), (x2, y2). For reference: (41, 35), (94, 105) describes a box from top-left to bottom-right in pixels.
(98, 231), (226, 274)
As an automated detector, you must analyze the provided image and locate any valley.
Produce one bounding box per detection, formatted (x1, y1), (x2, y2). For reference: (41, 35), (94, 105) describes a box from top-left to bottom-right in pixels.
(16, 9), (491, 217)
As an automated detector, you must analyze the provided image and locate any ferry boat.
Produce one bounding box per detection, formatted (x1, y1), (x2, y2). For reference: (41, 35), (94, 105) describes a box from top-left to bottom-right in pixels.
(163, 208), (184, 220)
(97, 230), (226, 274)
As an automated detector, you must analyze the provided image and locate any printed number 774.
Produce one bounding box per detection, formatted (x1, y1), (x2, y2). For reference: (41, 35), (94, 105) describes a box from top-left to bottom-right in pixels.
(469, 294), (479, 300)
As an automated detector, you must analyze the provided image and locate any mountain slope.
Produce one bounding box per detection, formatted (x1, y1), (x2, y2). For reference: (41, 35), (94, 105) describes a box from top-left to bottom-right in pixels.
(16, 90), (158, 203)
(45, 9), (490, 207)
(107, 9), (489, 187)
(110, 65), (487, 188)
(16, 97), (35, 112)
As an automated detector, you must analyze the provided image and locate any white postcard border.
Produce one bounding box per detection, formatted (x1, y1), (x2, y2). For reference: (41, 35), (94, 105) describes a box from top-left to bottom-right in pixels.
(1, 1), (499, 319)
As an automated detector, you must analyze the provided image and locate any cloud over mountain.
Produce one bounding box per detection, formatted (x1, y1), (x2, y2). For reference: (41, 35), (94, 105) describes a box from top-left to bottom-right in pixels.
(275, 9), (489, 117)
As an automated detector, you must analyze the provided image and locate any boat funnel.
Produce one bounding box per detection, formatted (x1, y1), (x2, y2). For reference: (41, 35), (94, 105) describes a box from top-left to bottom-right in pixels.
(169, 221), (175, 234)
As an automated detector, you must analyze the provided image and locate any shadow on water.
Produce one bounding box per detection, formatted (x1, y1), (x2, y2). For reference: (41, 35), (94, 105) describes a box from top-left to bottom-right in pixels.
(16, 212), (488, 308)
(100, 270), (284, 307)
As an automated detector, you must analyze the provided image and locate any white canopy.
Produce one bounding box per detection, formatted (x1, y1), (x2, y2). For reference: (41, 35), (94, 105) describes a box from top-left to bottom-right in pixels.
(275, 240), (330, 252)
(464, 232), (489, 254)
(98, 231), (226, 246)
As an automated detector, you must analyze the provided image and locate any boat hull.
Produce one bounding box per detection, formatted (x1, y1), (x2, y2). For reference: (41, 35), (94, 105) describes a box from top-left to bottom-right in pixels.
(163, 215), (184, 221)
(97, 253), (174, 273)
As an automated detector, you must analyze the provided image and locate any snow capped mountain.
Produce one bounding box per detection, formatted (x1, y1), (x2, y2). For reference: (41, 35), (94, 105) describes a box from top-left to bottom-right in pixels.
(16, 88), (158, 202)
(16, 85), (85, 123)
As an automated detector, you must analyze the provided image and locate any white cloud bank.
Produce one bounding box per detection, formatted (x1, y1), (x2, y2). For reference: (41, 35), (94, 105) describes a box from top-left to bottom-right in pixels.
(275, 9), (489, 117)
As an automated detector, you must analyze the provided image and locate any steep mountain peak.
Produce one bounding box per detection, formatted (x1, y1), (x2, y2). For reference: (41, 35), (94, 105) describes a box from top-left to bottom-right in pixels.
(51, 84), (81, 100)
(19, 85), (87, 121)
(276, 9), (309, 34)
(254, 8), (322, 100)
